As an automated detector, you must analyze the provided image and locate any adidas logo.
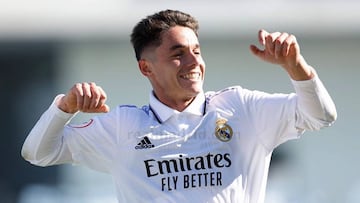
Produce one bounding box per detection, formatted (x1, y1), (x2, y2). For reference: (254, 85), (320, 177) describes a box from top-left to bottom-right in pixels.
(135, 136), (155, 149)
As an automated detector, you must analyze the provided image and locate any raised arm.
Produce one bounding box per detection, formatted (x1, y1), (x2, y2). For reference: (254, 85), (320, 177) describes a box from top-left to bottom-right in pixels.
(250, 29), (337, 129)
(21, 82), (109, 166)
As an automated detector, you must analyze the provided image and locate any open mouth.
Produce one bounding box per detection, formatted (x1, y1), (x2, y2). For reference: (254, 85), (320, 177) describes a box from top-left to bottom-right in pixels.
(180, 72), (201, 80)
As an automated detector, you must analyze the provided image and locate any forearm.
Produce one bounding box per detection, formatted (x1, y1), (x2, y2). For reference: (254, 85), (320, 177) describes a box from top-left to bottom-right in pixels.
(292, 74), (337, 130)
(21, 95), (75, 166)
(283, 55), (315, 81)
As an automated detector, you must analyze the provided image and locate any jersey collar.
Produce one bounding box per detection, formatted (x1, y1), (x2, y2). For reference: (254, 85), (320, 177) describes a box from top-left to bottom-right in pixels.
(149, 91), (206, 123)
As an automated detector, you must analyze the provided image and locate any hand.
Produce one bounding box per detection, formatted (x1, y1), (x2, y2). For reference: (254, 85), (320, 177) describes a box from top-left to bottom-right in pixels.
(250, 29), (314, 80)
(58, 82), (110, 114)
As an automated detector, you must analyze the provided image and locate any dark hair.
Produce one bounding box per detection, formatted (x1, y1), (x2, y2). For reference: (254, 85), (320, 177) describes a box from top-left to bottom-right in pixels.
(130, 9), (199, 61)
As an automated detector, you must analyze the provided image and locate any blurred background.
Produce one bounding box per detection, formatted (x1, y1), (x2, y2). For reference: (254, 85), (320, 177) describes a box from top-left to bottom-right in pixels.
(1, 0), (359, 202)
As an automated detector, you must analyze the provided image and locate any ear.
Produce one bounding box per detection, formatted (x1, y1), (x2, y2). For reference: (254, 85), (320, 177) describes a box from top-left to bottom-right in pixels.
(138, 59), (152, 77)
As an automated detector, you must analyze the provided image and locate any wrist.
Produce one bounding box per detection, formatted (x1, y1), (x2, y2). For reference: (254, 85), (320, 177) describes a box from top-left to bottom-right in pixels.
(56, 95), (78, 114)
(283, 56), (315, 81)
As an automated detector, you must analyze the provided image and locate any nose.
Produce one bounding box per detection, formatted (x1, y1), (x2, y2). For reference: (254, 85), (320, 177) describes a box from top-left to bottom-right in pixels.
(185, 51), (203, 68)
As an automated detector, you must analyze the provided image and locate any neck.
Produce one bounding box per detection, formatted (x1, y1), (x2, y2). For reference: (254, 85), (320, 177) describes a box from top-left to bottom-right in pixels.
(153, 92), (197, 112)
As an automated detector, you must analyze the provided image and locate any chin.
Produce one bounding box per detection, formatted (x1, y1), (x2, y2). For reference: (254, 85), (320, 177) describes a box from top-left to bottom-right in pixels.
(190, 87), (203, 96)
(181, 82), (203, 95)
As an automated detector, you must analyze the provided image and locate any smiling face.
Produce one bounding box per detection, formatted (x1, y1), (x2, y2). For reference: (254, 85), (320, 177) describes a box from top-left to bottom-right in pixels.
(139, 26), (205, 111)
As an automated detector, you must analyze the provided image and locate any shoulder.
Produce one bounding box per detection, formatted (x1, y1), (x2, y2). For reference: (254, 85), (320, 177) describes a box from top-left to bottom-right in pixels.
(204, 86), (287, 110)
(85, 104), (150, 126)
(206, 85), (293, 103)
(101, 104), (152, 130)
(205, 86), (250, 103)
(113, 104), (151, 117)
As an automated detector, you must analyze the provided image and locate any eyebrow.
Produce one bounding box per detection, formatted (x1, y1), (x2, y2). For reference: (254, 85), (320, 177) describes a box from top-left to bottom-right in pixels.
(169, 43), (200, 51)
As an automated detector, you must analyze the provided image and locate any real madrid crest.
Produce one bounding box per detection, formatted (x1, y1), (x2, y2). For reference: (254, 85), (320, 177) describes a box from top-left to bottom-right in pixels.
(215, 118), (233, 142)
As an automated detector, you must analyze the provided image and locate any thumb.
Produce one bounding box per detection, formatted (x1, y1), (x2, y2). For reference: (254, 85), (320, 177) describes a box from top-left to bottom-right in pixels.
(249, 44), (264, 59)
(96, 104), (110, 113)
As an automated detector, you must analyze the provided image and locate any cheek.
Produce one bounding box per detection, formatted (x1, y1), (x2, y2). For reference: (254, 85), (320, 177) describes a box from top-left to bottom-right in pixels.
(171, 59), (182, 68)
(152, 59), (181, 79)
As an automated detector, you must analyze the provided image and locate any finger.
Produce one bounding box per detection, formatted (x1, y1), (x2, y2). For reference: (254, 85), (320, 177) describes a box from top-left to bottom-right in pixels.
(258, 29), (269, 46)
(274, 32), (289, 58)
(89, 82), (101, 109)
(81, 82), (92, 111)
(89, 85), (109, 113)
(97, 86), (110, 113)
(265, 32), (281, 55)
(96, 86), (107, 108)
(283, 34), (298, 56)
(73, 83), (84, 111)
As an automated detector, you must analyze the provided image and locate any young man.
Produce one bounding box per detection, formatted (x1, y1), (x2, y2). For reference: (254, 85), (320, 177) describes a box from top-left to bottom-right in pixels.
(22, 9), (337, 203)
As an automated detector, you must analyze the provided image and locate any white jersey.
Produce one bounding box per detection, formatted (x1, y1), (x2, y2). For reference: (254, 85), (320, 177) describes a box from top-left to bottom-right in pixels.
(22, 76), (337, 203)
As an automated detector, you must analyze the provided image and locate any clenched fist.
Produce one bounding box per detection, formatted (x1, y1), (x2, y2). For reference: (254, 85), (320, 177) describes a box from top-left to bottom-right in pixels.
(58, 82), (110, 114)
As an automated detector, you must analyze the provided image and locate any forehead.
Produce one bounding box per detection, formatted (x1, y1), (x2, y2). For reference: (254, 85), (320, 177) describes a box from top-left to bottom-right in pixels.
(159, 26), (199, 49)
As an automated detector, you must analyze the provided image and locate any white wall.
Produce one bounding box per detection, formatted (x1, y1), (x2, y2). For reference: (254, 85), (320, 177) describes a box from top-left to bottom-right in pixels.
(0, 1), (359, 39)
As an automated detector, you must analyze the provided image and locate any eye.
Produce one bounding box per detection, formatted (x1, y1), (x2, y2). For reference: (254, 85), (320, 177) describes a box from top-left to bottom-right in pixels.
(193, 48), (201, 55)
(172, 51), (184, 58)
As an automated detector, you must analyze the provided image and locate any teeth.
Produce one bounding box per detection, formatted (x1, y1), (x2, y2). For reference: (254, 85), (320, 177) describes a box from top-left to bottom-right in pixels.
(181, 73), (200, 79)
